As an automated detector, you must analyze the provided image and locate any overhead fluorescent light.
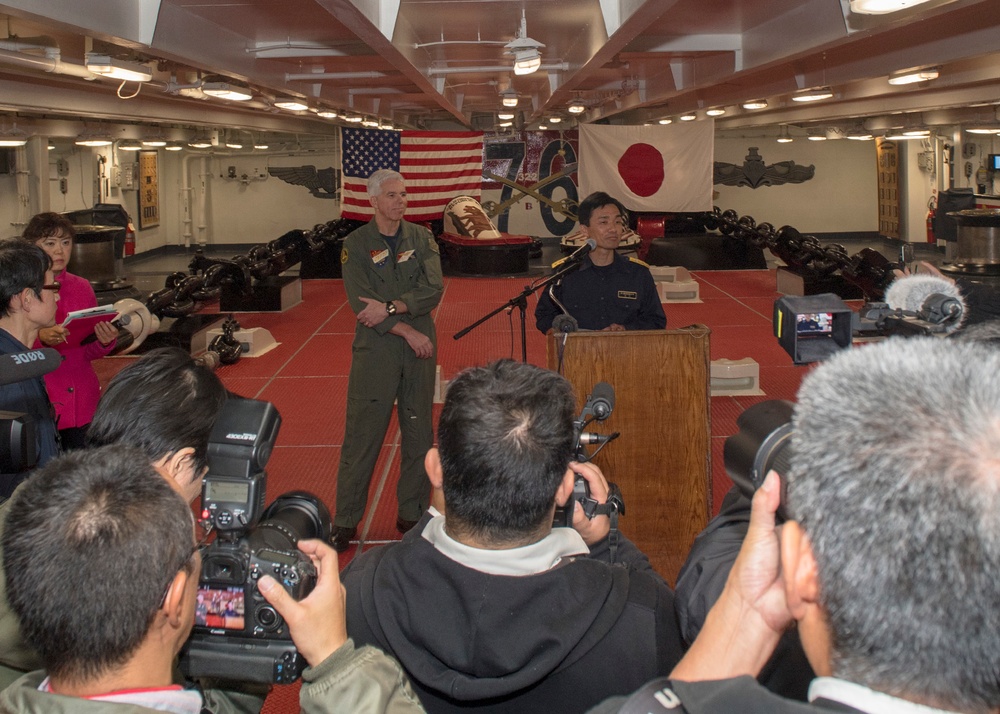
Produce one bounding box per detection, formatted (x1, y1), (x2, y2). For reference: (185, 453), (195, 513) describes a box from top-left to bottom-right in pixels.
(500, 90), (518, 108)
(888, 67), (940, 85)
(361, 118), (379, 127)
(254, 143), (269, 150)
(792, 87), (833, 102)
(777, 126), (793, 143)
(884, 130), (929, 140)
(967, 128), (1000, 135)
(679, 113), (697, 121)
(847, 131), (874, 140)
(344, 115), (363, 123)
(85, 54), (152, 83)
(850, 0), (934, 14)
(658, 118), (673, 125)
(706, 108), (726, 117)
(380, 123), (394, 131)
(201, 76), (253, 101)
(498, 111), (515, 120)
(742, 99), (768, 110)
(118, 139), (142, 151)
(75, 133), (113, 147)
(0, 126), (28, 147)
(188, 133), (213, 149)
(498, 121), (513, 127)
(274, 98), (309, 111)
(807, 134), (828, 141)
(548, 116), (562, 124)
(164, 142), (184, 151)
(142, 137), (167, 147)
(902, 129), (930, 136)
(538, 124), (548, 130)
(568, 102), (586, 114)
(317, 110), (339, 119)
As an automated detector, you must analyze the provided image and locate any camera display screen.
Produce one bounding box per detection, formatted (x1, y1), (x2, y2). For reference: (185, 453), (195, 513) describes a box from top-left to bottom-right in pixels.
(204, 480), (250, 503)
(796, 312), (833, 336)
(195, 585), (246, 631)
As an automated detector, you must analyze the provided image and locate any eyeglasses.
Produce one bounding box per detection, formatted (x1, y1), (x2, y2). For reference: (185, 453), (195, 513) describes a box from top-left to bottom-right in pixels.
(41, 282), (61, 293)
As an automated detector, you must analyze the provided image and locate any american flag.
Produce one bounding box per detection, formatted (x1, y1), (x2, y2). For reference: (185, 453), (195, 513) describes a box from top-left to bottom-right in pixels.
(340, 127), (484, 222)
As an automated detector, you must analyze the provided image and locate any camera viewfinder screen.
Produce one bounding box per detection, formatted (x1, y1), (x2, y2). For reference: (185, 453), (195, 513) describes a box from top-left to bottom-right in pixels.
(796, 312), (833, 336)
(204, 480), (249, 503)
(195, 585), (245, 631)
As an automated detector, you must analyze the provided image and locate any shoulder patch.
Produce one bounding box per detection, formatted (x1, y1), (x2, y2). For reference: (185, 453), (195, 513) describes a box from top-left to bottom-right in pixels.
(628, 256), (651, 268)
(341, 247), (348, 264)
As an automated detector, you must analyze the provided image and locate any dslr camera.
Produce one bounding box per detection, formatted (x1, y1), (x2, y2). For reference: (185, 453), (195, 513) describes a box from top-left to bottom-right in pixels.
(553, 382), (624, 528)
(179, 398), (332, 684)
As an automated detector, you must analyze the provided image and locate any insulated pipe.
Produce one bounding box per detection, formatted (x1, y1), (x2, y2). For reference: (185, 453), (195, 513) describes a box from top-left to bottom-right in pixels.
(284, 71), (386, 81)
(0, 47), (96, 79)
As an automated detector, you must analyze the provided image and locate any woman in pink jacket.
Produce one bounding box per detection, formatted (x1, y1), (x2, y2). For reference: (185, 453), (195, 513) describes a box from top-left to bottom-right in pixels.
(23, 213), (118, 450)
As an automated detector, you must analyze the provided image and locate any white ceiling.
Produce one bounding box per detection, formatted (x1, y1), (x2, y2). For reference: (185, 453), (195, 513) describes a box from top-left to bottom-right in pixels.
(1, 0), (999, 139)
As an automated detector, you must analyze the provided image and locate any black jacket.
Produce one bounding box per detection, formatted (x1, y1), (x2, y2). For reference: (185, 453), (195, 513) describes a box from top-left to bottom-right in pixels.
(342, 515), (683, 713)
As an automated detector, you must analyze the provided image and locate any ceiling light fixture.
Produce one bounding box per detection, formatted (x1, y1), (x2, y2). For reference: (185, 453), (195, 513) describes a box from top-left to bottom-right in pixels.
(568, 101), (586, 114)
(658, 118), (673, 125)
(742, 99), (768, 110)
(849, 0), (935, 14)
(317, 110), (339, 119)
(887, 67), (940, 85)
(498, 121), (513, 127)
(706, 108), (726, 117)
(776, 126), (794, 143)
(967, 128), (1000, 135)
(118, 139), (142, 151)
(188, 132), (213, 149)
(0, 125), (28, 147)
(226, 140), (243, 149)
(538, 124), (548, 130)
(548, 116), (562, 124)
(505, 9), (545, 76)
(254, 143), (269, 150)
(164, 142), (184, 152)
(500, 89), (518, 108)
(344, 115), (363, 123)
(273, 98), (309, 111)
(201, 76), (253, 101)
(807, 134), (828, 141)
(792, 87), (834, 102)
(142, 137), (167, 147)
(847, 130), (874, 140)
(75, 132), (113, 147)
(902, 128), (930, 136)
(85, 54), (152, 83)
(679, 113), (697, 121)
(498, 111), (515, 120)
(884, 129), (929, 140)
(361, 118), (379, 127)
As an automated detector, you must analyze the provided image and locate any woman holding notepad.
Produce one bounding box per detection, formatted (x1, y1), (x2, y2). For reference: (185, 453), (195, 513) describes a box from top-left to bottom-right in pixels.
(22, 213), (118, 450)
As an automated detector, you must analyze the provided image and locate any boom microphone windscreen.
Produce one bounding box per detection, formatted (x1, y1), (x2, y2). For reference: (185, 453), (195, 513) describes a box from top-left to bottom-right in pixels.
(885, 274), (966, 333)
(0, 348), (62, 387)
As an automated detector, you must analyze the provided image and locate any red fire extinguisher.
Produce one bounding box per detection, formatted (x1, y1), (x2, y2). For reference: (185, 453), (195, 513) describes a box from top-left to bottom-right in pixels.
(124, 220), (136, 257)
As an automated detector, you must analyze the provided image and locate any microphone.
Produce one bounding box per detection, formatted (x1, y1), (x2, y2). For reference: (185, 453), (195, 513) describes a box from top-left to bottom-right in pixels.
(563, 238), (597, 265)
(551, 314), (578, 334)
(589, 382), (615, 420)
(885, 274), (966, 333)
(0, 348), (63, 387)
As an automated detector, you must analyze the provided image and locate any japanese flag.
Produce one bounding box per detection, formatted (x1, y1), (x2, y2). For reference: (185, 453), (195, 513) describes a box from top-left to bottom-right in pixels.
(579, 123), (714, 213)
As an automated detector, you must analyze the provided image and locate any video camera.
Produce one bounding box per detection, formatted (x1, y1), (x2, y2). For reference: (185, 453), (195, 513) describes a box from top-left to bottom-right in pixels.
(774, 279), (966, 364)
(179, 398), (333, 684)
(553, 382), (625, 528)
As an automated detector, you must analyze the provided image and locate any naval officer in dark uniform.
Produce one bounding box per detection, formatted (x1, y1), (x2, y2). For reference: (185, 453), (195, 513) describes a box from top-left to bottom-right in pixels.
(535, 192), (666, 334)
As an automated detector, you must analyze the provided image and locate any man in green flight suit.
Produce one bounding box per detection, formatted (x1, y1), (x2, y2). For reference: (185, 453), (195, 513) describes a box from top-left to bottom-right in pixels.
(333, 168), (444, 552)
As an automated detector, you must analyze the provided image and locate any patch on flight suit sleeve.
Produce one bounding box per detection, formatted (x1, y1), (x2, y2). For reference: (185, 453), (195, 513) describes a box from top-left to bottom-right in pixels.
(628, 256), (652, 268)
(341, 247), (348, 264)
(618, 290), (638, 300)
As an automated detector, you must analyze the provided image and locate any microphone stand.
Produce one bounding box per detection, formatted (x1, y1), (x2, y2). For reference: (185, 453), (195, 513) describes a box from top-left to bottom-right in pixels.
(453, 257), (588, 363)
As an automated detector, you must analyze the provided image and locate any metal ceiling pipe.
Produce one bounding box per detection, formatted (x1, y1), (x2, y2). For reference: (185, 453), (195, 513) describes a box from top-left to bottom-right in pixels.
(426, 62), (568, 75)
(0, 47), (96, 79)
(284, 71), (386, 81)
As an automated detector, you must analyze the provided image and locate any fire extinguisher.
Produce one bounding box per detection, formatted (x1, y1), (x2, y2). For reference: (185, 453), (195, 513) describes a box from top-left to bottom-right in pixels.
(124, 220), (136, 257)
(926, 195), (936, 244)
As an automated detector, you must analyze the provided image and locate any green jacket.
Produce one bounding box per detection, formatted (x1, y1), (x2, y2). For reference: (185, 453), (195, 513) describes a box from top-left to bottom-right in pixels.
(0, 640), (425, 714)
(0, 487), (40, 690)
(340, 219), (443, 344)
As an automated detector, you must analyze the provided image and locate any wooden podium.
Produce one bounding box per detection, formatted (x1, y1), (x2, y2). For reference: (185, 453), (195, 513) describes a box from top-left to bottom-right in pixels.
(547, 327), (711, 584)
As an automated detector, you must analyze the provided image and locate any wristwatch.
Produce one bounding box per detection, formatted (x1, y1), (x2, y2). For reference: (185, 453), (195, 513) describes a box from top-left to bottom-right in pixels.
(385, 301), (397, 316)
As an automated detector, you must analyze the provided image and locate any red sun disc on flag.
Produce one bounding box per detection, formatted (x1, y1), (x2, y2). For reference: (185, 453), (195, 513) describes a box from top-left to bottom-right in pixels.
(617, 143), (664, 197)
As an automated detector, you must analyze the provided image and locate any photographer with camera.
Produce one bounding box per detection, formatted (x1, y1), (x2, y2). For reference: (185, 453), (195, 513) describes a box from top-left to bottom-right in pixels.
(0, 240), (61, 499)
(341, 359), (683, 713)
(0, 347), (229, 688)
(0, 445), (423, 714)
(593, 337), (1000, 714)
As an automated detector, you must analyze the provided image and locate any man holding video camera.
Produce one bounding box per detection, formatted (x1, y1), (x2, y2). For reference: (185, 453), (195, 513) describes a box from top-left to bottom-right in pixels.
(0, 240), (61, 499)
(342, 359), (683, 713)
(0, 445), (423, 713)
(594, 337), (1000, 714)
